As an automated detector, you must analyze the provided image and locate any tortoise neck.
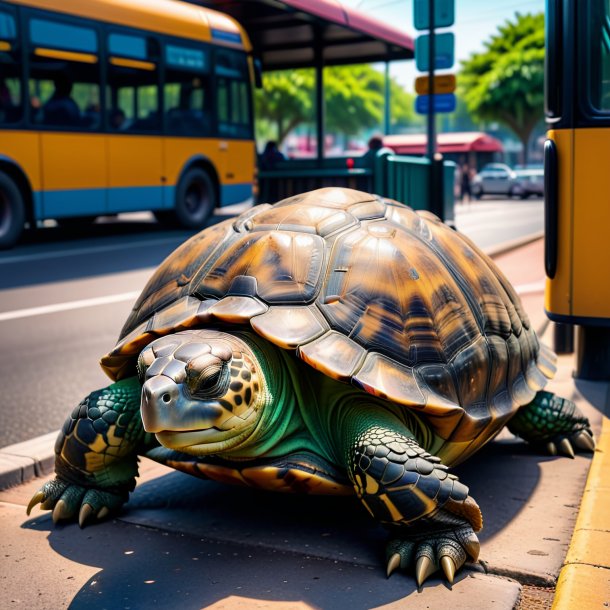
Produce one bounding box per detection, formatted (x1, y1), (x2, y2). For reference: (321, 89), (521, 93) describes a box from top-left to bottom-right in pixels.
(222, 331), (312, 460)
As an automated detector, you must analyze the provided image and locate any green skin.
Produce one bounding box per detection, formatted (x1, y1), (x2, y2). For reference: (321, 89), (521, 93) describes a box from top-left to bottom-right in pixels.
(30, 329), (593, 584)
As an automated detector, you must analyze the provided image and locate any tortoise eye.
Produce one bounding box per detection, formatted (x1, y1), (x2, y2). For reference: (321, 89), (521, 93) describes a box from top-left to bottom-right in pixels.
(186, 355), (231, 399)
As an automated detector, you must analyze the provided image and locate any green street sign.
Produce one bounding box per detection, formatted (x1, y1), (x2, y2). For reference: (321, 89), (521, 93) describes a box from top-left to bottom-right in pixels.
(415, 32), (455, 71)
(413, 0), (455, 30)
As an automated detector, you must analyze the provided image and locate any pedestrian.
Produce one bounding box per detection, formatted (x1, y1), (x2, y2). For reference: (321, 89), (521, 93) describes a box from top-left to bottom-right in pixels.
(460, 163), (472, 203)
(260, 141), (285, 170)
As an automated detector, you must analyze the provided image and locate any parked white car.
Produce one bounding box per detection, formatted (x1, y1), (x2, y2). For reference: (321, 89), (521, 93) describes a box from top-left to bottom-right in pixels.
(472, 163), (544, 199)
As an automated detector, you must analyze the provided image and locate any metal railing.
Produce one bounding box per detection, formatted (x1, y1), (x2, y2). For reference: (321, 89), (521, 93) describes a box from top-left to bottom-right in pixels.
(257, 151), (455, 221)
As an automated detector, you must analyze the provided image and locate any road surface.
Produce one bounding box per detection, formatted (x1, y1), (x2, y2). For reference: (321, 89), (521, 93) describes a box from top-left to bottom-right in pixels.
(0, 198), (544, 447)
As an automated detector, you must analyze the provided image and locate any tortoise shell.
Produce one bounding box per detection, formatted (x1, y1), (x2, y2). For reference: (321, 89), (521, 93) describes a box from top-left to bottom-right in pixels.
(101, 188), (556, 460)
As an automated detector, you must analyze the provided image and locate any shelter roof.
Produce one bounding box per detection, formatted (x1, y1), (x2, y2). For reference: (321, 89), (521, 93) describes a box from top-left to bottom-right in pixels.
(383, 132), (504, 154)
(196, 0), (414, 68)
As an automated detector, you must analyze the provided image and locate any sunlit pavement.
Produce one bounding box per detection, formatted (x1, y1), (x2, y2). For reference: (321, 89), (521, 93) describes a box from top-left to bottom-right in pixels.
(1, 236), (608, 609)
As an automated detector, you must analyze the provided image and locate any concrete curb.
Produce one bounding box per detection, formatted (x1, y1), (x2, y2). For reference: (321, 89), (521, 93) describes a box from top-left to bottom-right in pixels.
(482, 230), (544, 258)
(551, 415), (610, 609)
(0, 431), (56, 490)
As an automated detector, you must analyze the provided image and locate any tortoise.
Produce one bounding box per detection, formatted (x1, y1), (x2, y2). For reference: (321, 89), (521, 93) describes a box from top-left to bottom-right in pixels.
(29, 187), (595, 586)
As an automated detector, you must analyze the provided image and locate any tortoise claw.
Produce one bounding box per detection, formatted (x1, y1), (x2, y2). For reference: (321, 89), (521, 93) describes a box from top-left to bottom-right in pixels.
(78, 503), (94, 528)
(97, 506), (110, 521)
(440, 555), (456, 584)
(546, 441), (557, 456)
(558, 438), (575, 459)
(572, 430), (595, 452)
(386, 552), (401, 578)
(27, 491), (45, 516)
(464, 536), (481, 562)
(52, 499), (72, 523)
(415, 555), (436, 587)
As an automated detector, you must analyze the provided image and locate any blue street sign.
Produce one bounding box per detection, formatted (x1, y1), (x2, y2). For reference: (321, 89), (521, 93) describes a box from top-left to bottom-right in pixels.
(415, 93), (456, 114)
(413, 0), (455, 30)
(415, 32), (455, 71)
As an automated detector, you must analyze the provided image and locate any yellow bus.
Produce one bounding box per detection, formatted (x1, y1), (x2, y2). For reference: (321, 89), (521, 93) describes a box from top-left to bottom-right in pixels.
(0, 0), (255, 248)
(545, 0), (610, 377)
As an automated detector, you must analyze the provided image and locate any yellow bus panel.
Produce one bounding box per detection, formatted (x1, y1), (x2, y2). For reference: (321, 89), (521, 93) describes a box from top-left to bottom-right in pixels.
(1, 131), (41, 191)
(573, 128), (610, 319)
(9, 0), (251, 51)
(545, 129), (574, 318)
(546, 128), (610, 321)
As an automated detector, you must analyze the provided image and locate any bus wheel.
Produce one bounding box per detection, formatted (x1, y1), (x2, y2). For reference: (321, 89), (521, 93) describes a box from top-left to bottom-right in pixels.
(0, 172), (26, 250)
(174, 168), (216, 229)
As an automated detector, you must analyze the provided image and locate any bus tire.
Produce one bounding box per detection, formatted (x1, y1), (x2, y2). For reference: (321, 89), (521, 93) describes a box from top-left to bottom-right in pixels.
(0, 171), (26, 250)
(173, 168), (216, 229)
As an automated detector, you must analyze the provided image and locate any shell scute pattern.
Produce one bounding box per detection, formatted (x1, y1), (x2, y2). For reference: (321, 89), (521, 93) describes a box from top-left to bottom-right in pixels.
(123, 219), (236, 335)
(195, 230), (326, 304)
(101, 187), (554, 453)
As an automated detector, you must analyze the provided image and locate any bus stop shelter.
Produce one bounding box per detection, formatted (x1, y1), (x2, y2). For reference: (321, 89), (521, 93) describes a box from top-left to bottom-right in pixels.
(195, 1), (454, 218)
(197, 0), (414, 160)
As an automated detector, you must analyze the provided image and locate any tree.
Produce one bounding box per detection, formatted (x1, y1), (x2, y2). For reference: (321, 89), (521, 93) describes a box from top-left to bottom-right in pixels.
(255, 64), (418, 146)
(459, 12), (544, 164)
(254, 70), (315, 145)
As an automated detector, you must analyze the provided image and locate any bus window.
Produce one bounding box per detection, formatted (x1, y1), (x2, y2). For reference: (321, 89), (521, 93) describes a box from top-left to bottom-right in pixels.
(164, 43), (210, 136)
(0, 8), (22, 125)
(586, 2), (610, 112)
(215, 49), (252, 139)
(107, 32), (160, 132)
(28, 17), (100, 129)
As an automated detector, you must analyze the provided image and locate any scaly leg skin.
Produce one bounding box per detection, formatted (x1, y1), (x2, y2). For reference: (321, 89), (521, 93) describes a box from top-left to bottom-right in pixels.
(27, 377), (158, 526)
(507, 390), (596, 458)
(343, 414), (482, 587)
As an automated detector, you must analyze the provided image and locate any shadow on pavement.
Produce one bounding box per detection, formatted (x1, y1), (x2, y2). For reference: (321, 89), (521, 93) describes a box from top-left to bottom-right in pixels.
(18, 436), (545, 608)
(454, 438), (547, 542)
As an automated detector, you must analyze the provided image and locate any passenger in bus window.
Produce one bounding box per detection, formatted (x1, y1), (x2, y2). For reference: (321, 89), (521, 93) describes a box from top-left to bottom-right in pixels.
(0, 79), (17, 122)
(110, 108), (127, 131)
(43, 74), (80, 126)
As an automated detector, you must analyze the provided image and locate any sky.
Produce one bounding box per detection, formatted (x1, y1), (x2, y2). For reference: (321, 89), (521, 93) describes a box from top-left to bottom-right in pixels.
(340, 0), (545, 91)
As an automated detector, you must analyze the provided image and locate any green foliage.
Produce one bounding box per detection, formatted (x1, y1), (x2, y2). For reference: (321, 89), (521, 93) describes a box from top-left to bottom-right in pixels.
(255, 64), (417, 146)
(459, 12), (544, 162)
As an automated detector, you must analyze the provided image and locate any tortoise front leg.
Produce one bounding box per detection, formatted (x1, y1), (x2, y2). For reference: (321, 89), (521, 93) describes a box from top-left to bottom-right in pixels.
(28, 377), (158, 526)
(341, 410), (482, 586)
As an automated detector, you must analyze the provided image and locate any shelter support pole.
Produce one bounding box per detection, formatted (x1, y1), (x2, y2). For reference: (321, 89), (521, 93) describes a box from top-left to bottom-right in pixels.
(315, 30), (325, 163)
(384, 62), (390, 134)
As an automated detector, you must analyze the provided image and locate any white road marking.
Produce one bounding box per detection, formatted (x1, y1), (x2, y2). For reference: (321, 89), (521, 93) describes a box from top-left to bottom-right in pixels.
(0, 280), (546, 323)
(0, 236), (183, 264)
(0, 291), (140, 321)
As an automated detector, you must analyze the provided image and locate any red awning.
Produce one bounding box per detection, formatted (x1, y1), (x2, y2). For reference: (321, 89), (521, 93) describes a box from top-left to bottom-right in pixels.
(195, 0), (414, 69)
(383, 132), (504, 155)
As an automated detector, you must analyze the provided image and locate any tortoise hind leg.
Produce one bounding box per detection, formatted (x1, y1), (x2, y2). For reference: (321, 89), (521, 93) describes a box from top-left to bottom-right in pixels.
(340, 410), (482, 586)
(27, 377), (158, 526)
(507, 390), (595, 457)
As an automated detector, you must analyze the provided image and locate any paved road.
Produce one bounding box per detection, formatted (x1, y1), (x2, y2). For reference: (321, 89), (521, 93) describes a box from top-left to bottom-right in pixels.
(454, 198), (543, 250)
(0, 198), (544, 448)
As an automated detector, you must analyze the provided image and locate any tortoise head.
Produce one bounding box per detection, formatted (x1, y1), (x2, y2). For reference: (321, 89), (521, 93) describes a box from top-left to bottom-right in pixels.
(138, 329), (265, 455)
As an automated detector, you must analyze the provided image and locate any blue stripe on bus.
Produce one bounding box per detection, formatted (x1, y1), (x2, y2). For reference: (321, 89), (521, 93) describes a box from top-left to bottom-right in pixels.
(211, 29), (242, 45)
(32, 183), (251, 218)
(43, 188), (107, 218)
(221, 183), (252, 206)
(107, 186), (164, 213)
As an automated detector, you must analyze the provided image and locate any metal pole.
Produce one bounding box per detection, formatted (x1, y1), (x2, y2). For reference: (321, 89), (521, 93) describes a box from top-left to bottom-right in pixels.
(315, 30), (324, 163)
(384, 61), (390, 134)
(426, 0), (436, 160)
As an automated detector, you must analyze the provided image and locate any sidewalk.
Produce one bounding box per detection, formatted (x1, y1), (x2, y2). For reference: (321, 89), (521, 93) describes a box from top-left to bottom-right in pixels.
(1, 238), (608, 609)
